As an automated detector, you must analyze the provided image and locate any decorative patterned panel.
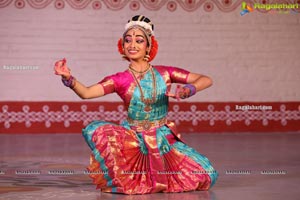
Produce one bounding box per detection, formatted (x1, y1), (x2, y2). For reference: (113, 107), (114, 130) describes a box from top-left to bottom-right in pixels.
(0, 101), (299, 133)
(1, 0), (299, 12)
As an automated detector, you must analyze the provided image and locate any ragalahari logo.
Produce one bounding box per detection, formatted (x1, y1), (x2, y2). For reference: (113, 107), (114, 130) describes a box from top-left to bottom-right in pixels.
(240, 2), (254, 16)
(240, 2), (299, 15)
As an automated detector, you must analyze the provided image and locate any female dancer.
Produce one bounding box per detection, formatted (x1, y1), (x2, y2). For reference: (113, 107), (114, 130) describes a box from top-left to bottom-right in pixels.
(54, 15), (218, 194)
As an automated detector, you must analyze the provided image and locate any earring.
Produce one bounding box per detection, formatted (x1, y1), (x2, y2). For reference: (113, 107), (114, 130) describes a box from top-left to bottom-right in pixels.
(143, 51), (150, 61)
(122, 48), (128, 60)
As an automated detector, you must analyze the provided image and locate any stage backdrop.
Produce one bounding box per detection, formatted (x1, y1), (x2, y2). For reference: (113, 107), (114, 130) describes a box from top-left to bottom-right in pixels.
(0, 0), (299, 133)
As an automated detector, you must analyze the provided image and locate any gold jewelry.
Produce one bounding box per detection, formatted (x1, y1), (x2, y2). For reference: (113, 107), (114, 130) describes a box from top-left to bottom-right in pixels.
(127, 117), (167, 131)
(129, 63), (151, 79)
(121, 48), (127, 60)
(143, 54), (150, 62)
(143, 50), (150, 61)
(129, 66), (156, 112)
(129, 63), (150, 74)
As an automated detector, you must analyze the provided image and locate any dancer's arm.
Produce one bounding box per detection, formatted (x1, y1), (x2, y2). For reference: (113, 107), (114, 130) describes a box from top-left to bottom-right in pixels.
(166, 66), (213, 99)
(174, 72), (212, 99)
(186, 72), (213, 92)
(70, 81), (104, 99)
(54, 59), (104, 99)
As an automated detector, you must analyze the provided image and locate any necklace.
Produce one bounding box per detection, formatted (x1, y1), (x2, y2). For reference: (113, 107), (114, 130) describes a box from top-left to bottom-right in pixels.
(129, 64), (150, 74)
(129, 65), (156, 112)
(129, 63), (151, 79)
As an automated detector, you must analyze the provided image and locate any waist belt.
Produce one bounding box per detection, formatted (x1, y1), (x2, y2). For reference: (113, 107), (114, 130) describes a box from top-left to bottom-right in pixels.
(127, 117), (167, 132)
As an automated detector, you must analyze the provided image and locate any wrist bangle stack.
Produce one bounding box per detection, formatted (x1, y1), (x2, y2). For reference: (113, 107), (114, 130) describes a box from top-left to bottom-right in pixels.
(62, 75), (76, 89)
(183, 84), (196, 97)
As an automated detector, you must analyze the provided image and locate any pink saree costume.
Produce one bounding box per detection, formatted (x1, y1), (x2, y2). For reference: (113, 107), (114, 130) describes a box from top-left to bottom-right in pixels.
(82, 66), (218, 194)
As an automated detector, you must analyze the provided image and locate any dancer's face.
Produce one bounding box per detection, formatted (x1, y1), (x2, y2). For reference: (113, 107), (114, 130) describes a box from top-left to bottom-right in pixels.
(123, 28), (149, 62)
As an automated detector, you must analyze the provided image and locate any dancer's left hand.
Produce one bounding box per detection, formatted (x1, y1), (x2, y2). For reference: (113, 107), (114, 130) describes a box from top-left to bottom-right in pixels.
(166, 85), (191, 100)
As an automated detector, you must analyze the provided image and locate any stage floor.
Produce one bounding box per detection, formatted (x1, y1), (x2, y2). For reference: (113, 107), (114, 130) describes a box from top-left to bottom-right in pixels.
(0, 132), (299, 200)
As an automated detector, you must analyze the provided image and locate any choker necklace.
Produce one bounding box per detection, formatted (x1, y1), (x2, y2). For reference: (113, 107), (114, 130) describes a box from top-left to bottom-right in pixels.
(129, 65), (156, 112)
(129, 63), (151, 75)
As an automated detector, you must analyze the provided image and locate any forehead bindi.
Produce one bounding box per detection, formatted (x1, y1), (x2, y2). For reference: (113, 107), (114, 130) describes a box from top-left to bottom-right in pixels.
(126, 28), (145, 38)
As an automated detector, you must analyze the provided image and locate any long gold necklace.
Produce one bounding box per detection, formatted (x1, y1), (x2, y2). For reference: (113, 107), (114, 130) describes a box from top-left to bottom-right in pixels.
(129, 65), (156, 112)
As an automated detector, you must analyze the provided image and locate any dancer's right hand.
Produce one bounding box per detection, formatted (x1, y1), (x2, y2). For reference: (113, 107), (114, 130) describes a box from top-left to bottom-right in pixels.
(54, 58), (71, 79)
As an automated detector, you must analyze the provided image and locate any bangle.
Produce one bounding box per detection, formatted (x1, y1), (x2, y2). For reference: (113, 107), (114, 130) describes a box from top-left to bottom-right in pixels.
(62, 75), (76, 89)
(183, 84), (196, 97)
